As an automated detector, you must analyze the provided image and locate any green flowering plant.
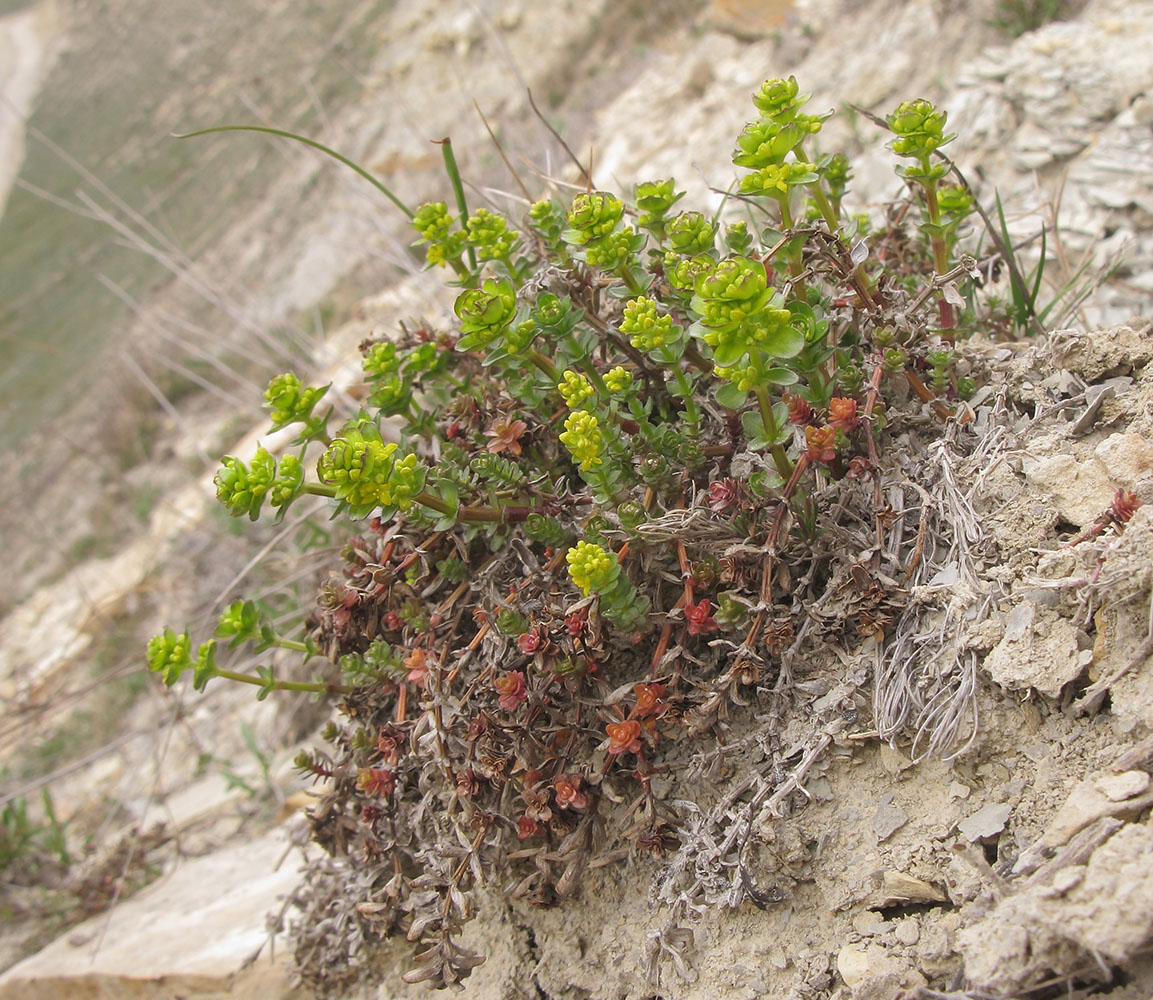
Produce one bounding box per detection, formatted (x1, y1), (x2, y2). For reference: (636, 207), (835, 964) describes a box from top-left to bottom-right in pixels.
(159, 79), (1027, 992)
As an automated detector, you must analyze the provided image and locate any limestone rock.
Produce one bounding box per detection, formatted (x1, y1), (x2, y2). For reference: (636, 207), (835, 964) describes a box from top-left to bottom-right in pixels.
(957, 803), (1012, 843)
(0, 829), (307, 990)
(836, 943), (926, 1000)
(960, 820), (1153, 993)
(982, 604), (1088, 697)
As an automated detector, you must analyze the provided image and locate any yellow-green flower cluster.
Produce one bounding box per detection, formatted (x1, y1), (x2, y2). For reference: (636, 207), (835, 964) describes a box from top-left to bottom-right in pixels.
(412, 201), (467, 269)
(583, 228), (635, 271)
(666, 212), (715, 255)
(269, 454), (304, 509)
(692, 258), (803, 366)
(557, 370), (595, 408)
(665, 254), (714, 293)
(739, 160), (818, 198)
(752, 75), (803, 117)
(215, 446), (303, 521)
(263, 373), (330, 440)
(318, 429), (425, 511)
(694, 258), (772, 330)
(412, 201), (453, 243)
(713, 361), (759, 393)
(147, 627), (193, 686)
(455, 277), (518, 350)
(620, 296), (675, 352)
(566, 192), (623, 244)
(466, 208), (519, 261)
(604, 366), (633, 393)
(362, 341), (400, 378)
(635, 178), (683, 231)
(937, 184), (974, 218)
(887, 99), (955, 159)
(566, 540), (620, 596)
(732, 120), (808, 169)
(558, 411), (604, 471)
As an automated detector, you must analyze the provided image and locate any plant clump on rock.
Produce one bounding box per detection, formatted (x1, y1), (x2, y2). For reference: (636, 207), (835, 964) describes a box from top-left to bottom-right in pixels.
(147, 79), (1055, 992)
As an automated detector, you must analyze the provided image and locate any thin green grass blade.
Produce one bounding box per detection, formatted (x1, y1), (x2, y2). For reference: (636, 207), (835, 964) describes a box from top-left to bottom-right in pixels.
(1028, 225), (1047, 311)
(711, 178), (737, 232)
(436, 137), (477, 272)
(994, 191), (1027, 322)
(173, 124), (414, 219)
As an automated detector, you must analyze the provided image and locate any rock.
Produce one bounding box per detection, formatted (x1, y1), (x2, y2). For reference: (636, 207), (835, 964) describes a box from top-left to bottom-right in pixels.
(870, 794), (909, 841)
(836, 943), (926, 1000)
(0, 828), (307, 989)
(960, 820), (1153, 993)
(1095, 432), (1153, 487)
(1023, 455), (1115, 528)
(1095, 770), (1151, 802)
(703, 0), (798, 39)
(869, 870), (947, 908)
(982, 604), (1088, 697)
(894, 918), (919, 946)
(958, 803), (1012, 842)
(1013, 771), (1153, 871)
(1047, 322), (1153, 382)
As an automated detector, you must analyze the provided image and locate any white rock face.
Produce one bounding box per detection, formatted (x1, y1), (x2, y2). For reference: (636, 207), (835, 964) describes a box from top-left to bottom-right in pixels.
(0, 829), (307, 988)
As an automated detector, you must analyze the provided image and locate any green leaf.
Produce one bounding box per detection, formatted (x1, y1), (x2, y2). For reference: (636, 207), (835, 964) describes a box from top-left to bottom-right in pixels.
(715, 382), (749, 409)
(741, 410), (772, 450)
(763, 367), (799, 386)
(174, 124), (413, 218)
(256, 666), (277, 701)
(192, 640), (218, 692)
(763, 323), (806, 358)
(712, 340), (749, 366)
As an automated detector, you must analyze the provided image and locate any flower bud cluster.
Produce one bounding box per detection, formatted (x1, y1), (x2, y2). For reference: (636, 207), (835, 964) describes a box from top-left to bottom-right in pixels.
(216, 446), (304, 521)
(691, 258), (803, 367)
(666, 212), (715, 255)
(264, 373), (331, 441)
(620, 296), (677, 354)
(566, 540), (619, 595)
(412, 201), (467, 269)
(454, 277), (518, 351)
(887, 99), (955, 160)
(465, 207), (519, 262)
(583, 227), (636, 270)
(558, 411), (604, 471)
(557, 370), (595, 409)
(317, 424), (426, 514)
(566, 541), (650, 631)
(635, 178), (683, 234)
(565, 192), (623, 245)
(739, 160), (819, 199)
(733, 76), (830, 205)
(146, 627), (218, 690)
(603, 366), (633, 394)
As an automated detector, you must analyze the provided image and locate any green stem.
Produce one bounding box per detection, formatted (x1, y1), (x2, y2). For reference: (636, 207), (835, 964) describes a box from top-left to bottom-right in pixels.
(918, 169), (955, 330)
(412, 490), (526, 525)
(794, 142), (841, 234)
(214, 668), (348, 695)
(577, 356), (609, 398)
(528, 349), (562, 384)
(615, 263), (645, 297)
(755, 386), (793, 482)
(658, 346), (700, 438)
